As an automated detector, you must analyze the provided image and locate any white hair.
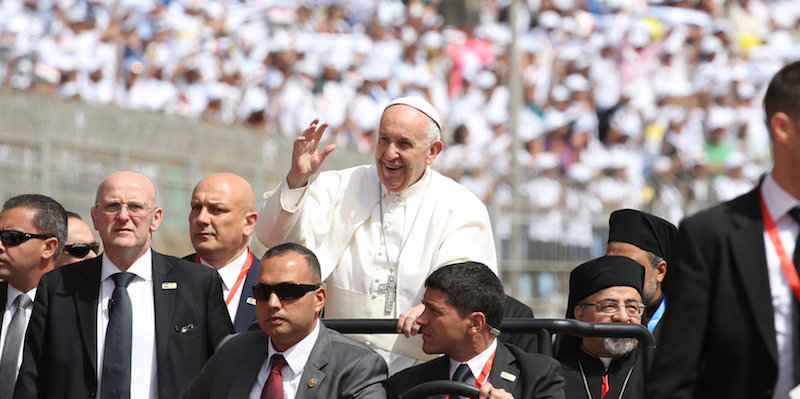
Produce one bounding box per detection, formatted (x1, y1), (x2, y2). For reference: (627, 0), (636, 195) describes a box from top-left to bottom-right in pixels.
(602, 337), (637, 356)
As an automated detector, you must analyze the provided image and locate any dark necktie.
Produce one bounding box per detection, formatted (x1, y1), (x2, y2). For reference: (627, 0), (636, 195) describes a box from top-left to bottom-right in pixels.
(261, 354), (287, 399)
(452, 363), (472, 399)
(789, 206), (800, 384)
(101, 272), (135, 399)
(0, 294), (32, 399)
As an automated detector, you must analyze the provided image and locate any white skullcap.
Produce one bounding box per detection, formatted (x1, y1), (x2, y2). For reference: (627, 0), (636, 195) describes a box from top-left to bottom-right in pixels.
(384, 96), (442, 131)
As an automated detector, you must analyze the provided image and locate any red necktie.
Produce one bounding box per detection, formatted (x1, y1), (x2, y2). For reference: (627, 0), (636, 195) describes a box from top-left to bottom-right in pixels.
(261, 354), (287, 399)
(601, 372), (610, 398)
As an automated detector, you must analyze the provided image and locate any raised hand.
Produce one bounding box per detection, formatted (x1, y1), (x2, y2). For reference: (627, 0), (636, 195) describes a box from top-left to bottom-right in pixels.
(286, 118), (337, 189)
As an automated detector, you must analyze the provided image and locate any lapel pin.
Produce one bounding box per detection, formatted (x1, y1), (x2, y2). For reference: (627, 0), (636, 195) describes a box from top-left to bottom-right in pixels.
(161, 282), (177, 290)
(308, 378), (318, 388)
(246, 297), (257, 306)
(500, 371), (517, 382)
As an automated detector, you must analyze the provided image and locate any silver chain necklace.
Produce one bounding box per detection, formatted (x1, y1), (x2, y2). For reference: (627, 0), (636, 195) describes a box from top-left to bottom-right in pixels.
(375, 180), (427, 315)
(577, 358), (634, 399)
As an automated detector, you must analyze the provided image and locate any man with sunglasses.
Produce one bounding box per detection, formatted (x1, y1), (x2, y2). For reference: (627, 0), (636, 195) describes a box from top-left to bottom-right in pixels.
(0, 194), (67, 399)
(15, 171), (234, 399)
(184, 173), (259, 332)
(555, 256), (646, 399)
(56, 211), (99, 267)
(183, 242), (388, 399)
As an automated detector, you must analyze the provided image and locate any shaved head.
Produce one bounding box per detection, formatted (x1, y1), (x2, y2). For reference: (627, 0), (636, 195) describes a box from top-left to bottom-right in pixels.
(189, 173), (258, 268)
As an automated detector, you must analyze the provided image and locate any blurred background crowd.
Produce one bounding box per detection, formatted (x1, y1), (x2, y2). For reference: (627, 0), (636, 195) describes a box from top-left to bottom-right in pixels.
(1, 0), (799, 265)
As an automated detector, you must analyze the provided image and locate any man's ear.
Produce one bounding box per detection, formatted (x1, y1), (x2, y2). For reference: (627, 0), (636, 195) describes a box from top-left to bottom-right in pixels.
(574, 305), (585, 321)
(469, 311), (487, 334)
(655, 260), (667, 283)
(41, 237), (58, 261)
(426, 140), (443, 165)
(770, 111), (793, 146)
(242, 211), (257, 237)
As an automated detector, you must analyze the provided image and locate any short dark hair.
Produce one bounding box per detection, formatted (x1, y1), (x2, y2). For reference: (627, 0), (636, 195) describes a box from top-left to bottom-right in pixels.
(764, 61), (800, 126)
(263, 243), (321, 283)
(65, 210), (83, 220)
(3, 194), (68, 258)
(425, 262), (506, 328)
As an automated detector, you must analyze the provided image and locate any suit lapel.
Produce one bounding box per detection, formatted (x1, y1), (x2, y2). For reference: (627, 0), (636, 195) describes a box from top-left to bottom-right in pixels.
(488, 344), (519, 394)
(233, 252), (259, 332)
(297, 323), (330, 397)
(729, 188), (779, 361)
(0, 282), (7, 327)
(76, 258), (102, 375)
(151, 252), (176, 365)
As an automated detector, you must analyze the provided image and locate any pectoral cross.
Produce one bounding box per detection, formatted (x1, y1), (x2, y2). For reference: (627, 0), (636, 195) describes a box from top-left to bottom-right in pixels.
(376, 277), (396, 315)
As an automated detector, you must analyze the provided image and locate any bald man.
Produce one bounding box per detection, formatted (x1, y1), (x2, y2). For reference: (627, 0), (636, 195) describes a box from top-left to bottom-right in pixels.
(184, 173), (259, 332)
(15, 171), (233, 399)
(56, 212), (99, 267)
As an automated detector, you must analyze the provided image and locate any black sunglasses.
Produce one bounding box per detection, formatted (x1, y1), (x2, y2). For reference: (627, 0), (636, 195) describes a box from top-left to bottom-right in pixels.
(0, 230), (56, 247)
(64, 242), (100, 258)
(252, 283), (321, 301)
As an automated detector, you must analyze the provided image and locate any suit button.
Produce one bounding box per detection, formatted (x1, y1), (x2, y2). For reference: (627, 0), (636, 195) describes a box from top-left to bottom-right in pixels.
(89, 393), (96, 398)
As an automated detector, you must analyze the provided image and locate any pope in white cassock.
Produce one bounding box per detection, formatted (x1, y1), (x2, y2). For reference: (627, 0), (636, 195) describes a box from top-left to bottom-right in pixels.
(255, 96), (498, 374)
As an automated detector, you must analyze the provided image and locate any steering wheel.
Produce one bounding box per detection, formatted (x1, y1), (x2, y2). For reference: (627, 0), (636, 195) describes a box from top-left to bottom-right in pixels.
(398, 380), (481, 399)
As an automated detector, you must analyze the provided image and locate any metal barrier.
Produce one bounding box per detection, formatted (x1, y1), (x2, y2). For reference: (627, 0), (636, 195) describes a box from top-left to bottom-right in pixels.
(321, 318), (655, 376)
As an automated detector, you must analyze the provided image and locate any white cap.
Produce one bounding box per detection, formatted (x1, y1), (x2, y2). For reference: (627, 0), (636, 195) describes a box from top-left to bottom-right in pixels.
(384, 96), (442, 132)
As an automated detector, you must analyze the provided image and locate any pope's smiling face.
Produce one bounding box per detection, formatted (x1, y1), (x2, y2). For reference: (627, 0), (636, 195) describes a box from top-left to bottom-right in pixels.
(374, 104), (442, 193)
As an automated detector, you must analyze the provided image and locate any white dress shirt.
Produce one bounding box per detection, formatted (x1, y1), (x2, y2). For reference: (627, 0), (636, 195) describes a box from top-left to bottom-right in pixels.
(96, 250), (158, 399)
(0, 285), (35, 373)
(197, 249), (249, 322)
(448, 338), (498, 386)
(248, 320), (321, 399)
(760, 173), (800, 399)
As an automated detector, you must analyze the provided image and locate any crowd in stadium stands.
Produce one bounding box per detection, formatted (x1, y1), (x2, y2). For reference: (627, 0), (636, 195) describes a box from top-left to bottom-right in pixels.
(2, 0), (799, 258)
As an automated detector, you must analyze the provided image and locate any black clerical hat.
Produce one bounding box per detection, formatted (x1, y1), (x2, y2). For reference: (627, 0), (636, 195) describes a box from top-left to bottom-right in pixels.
(565, 255), (645, 320)
(607, 209), (677, 262)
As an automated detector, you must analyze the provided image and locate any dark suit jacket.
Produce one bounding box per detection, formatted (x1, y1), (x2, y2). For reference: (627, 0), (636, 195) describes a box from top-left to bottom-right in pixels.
(388, 342), (565, 399)
(0, 282), (7, 328)
(182, 324), (388, 399)
(14, 251), (235, 399)
(183, 251), (260, 332)
(499, 295), (538, 353)
(647, 187), (783, 398)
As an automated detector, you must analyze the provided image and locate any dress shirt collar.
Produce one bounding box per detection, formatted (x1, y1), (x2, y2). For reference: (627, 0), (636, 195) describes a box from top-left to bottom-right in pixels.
(197, 248), (249, 290)
(100, 248), (153, 282)
(381, 166), (432, 200)
(267, 319), (321, 377)
(5, 285), (35, 310)
(449, 337), (498, 381)
(761, 172), (800, 223)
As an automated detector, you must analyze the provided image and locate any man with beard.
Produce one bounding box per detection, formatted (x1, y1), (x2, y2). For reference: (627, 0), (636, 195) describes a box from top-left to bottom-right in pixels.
(555, 256), (645, 399)
(605, 209), (676, 340)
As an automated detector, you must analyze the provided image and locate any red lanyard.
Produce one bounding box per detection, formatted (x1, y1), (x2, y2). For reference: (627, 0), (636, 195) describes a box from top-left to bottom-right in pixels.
(195, 250), (253, 306)
(447, 349), (496, 399)
(760, 193), (800, 301)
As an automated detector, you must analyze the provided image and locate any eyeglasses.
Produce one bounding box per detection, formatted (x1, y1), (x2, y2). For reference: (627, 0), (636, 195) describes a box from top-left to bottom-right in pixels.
(64, 242), (100, 258)
(579, 299), (646, 317)
(0, 230), (56, 247)
(252, 283), (321, 301)
(95, 202), (155, 218)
